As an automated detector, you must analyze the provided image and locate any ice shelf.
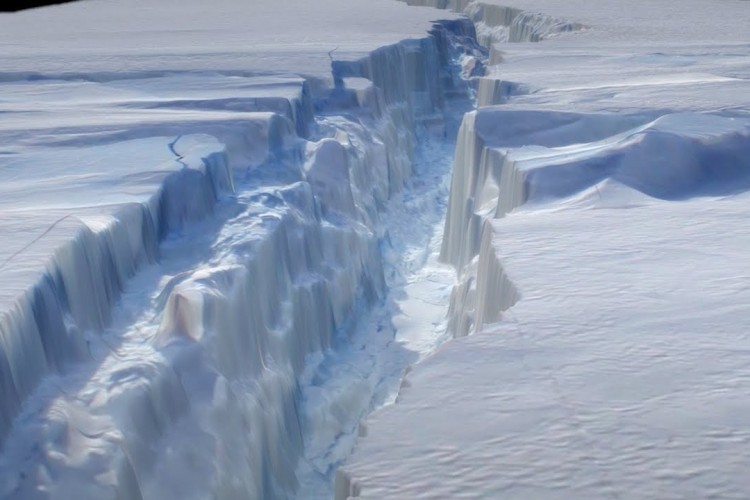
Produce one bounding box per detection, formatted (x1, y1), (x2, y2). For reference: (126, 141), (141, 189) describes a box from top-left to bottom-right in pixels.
(4, 0), (750, 498)
(399, 0), (584, 45)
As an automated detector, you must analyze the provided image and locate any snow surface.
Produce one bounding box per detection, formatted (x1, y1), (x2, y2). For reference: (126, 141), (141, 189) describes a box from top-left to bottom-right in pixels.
(338, 1), (750, 499)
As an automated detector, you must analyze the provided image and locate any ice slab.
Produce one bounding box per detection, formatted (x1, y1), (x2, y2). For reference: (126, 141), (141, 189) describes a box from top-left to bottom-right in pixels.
(342, 110), (750, 500)
(403, 0), (750, 113)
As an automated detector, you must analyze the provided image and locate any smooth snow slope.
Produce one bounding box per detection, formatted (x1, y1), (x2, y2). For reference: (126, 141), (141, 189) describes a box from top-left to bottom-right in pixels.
(338, 1), (750, 499)
(0, 0), (474, 498)
(0, 0), (450, 76)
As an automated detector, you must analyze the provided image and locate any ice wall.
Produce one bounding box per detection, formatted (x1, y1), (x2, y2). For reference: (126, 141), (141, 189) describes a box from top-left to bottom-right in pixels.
(475, 77), (528, 106)
(399, 0), (583, 45)
(0, 140), (233, 445)
(439, 116), (526, 337)
(439, 108), (750, 337)
(0, 19), (478, 499)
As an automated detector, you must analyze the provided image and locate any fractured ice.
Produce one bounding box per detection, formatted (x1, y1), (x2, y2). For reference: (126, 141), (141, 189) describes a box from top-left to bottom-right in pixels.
(0, 4), (481, 497)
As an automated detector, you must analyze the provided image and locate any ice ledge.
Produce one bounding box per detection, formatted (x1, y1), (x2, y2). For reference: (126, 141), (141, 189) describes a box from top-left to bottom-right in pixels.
(0, 18), (479, 499)
(399, 0), (584, 45)
(440, 108), (750, 336)
(0, 136), (232, 443)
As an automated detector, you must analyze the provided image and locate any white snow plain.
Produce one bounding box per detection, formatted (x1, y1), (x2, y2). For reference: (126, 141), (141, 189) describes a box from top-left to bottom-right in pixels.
(337, 1), (750, 499)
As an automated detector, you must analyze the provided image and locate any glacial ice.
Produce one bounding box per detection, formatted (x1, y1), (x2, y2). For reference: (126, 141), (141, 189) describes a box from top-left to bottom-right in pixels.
(0, 0), (483, 497)
(441, 109), (750, 338)
(400, 0), (584, 45)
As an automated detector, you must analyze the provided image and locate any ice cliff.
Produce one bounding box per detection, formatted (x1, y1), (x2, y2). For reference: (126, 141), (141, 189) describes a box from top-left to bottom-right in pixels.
(399, 0), (583, 45)
(0, 14), (481, 499)
(440, 109), (750, 338)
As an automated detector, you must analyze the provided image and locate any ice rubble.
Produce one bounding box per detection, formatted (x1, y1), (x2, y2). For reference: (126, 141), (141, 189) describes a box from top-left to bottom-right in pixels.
(0, 0), (483, 496)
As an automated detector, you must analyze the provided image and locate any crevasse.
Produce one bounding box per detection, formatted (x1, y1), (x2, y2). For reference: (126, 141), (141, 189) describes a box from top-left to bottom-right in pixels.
(0, 18), (483, 500)
(399, 0), (583, 45)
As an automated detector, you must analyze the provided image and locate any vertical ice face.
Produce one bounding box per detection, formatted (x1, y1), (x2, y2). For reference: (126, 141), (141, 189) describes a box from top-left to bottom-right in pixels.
(0, 17), (482, 499)
(0, 142), (232, 446)
(438, 108), (660, 336)
(399, 0), (584, 45)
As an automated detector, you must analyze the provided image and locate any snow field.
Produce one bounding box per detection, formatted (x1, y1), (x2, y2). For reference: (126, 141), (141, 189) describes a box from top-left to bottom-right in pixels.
(338, 187), (750, 499)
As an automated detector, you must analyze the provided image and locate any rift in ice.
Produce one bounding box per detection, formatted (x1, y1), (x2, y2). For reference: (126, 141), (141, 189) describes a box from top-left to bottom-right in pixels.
(1, 0), (750, 499)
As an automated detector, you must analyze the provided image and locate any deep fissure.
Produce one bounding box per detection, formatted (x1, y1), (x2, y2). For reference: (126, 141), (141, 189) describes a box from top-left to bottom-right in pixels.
(0, 13), (488, 499)
(0, 1), (579, 496)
